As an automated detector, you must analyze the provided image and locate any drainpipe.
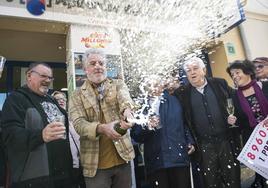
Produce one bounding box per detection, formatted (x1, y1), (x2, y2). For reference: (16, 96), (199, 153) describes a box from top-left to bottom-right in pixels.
(238, 24), (252, 60)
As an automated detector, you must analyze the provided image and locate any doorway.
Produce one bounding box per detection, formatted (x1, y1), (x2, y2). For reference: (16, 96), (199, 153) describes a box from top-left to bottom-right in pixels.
(0, 60), (66, 110)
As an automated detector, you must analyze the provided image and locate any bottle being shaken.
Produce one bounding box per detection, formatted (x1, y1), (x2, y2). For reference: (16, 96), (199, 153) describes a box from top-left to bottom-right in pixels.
(113, 116), (135, 136)
(113, 107), (138, 135)
(113, 122), (127, 136)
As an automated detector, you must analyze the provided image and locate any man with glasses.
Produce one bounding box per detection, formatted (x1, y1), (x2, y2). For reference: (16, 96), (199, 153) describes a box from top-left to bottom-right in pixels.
(69, 49), (135, 188)
(253, 57), (268, 81)
(1, 62), (74, 188)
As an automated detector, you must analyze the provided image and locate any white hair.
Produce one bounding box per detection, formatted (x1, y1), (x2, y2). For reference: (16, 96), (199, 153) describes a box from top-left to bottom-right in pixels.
(82, 49), (107, 67)
(183, 57), (206, 71)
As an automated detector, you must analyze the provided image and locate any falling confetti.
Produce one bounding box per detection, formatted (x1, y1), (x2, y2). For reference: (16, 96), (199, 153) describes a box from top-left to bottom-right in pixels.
(61, 0), (242, 124)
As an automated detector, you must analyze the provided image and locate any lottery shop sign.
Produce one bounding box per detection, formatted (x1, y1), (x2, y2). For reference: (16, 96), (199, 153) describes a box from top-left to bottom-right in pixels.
(238, 117), (268, 179)
(81, 32), (112, 49)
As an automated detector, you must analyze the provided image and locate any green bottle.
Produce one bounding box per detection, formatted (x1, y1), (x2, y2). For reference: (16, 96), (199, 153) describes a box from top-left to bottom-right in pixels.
(113, 122), (127, 135)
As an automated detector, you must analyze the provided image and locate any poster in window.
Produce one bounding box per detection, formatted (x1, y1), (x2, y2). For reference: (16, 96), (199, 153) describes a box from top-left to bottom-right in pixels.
(74, 52), (122, 88)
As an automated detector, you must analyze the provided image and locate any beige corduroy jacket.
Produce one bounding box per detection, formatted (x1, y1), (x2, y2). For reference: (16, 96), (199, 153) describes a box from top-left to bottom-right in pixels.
(69, 78), (135, 177)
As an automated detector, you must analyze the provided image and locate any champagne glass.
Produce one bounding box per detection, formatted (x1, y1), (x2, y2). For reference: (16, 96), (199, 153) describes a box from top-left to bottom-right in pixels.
(53, 115), (66, 139)
(0, 56), (6, 78)
(226, 98), (238, 128)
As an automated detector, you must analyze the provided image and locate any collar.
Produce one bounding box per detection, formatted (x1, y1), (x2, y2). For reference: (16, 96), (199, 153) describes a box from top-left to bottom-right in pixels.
(195, 79), (207, 94)
(238, 80), (256, 90)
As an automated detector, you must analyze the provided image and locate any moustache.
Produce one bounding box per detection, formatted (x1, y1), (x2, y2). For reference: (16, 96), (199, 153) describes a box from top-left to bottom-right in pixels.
(94, 70), (104, 74)
(41, 82), (50, 87)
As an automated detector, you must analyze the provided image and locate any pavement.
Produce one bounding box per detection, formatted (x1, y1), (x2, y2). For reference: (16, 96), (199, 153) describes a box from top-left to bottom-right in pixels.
(241, 164), (268, 188)
(241, 165), (255, 188)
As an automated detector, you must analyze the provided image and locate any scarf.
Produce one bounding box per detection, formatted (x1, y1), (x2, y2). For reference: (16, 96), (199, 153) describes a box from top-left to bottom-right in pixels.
(90, 80), (106, 101)
(237, 80), (268, 127)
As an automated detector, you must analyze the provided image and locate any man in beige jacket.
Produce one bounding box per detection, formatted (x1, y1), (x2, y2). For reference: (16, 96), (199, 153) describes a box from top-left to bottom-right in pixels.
(69, 49), (135, 188)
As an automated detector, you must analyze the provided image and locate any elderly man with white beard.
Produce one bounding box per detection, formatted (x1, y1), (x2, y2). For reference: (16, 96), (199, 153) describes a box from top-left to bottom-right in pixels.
(69, 49), (135, 188)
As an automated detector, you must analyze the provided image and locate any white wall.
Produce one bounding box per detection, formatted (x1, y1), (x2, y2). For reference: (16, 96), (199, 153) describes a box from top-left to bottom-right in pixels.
(240, 0), (268, 60)
(240, 16), (268, 60)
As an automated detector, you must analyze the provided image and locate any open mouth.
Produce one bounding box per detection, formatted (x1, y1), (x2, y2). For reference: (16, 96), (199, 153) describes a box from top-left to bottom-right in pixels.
(234, 78), (240, 85)
(94, 71), (103, 74)
(42, 84), (49, 88)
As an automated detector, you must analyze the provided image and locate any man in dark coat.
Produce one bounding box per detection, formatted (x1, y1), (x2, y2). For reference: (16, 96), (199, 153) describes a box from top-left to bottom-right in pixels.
(1, 62), (73, 188)
(0, 111), (7, 188)
(174, 57), (241, 188)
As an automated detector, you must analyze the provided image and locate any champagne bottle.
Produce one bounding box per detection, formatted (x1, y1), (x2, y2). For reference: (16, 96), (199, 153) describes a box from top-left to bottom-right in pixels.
(113, 122), (127, 135)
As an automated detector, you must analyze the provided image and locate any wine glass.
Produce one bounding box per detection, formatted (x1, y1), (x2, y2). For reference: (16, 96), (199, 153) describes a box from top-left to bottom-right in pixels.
(0, 56), (6, 78)
(226, 98), (238, 128)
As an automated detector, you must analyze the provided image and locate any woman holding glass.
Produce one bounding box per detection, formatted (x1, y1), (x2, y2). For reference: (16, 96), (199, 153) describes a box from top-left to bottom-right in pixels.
(226, 60), (268, 188)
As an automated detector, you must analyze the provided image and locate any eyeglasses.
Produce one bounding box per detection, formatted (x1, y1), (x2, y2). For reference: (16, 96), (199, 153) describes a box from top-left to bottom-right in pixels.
(255, 64), (267, 69)
(88, 61), (106, 67)
(31, 70), (54, 81)
(55, 97), (67, 102)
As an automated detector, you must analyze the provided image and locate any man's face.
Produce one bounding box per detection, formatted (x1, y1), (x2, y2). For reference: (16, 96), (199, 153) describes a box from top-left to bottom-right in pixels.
(165, 77), (180, 94)
(184, 62), (206, 87)
(27, 65), (53, 96)
(84, 54), (107, 84)
(254, 62), (268, 80)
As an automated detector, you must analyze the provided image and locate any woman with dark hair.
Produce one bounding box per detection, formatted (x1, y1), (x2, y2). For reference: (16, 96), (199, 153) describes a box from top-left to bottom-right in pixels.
(226, 60), (268, 188)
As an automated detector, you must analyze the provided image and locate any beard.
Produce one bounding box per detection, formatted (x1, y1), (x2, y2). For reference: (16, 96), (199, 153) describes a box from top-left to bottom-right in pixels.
(40, 86), (49, 95)
(88, 72), (107, 84)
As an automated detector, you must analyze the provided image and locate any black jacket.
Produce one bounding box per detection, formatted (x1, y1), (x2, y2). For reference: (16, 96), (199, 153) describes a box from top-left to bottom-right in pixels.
(1, 86), (73, 188)
(232, 81), (268, 144)
(0, 111), (6, 187)
(174, 77), (239, 160)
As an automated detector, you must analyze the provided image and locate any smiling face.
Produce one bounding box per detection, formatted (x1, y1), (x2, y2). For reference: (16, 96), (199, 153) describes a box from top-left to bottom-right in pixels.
(184, 62), (206, 87)
(230, 68), (252, 87)
(26, 64), (53, 96)
(84, 54), (107, 84)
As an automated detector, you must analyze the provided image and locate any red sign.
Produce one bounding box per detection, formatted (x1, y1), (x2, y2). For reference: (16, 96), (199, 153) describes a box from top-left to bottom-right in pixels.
(81, 32), (112, 48)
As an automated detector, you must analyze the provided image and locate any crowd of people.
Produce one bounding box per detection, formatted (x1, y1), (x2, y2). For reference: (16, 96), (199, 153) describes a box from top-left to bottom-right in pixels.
(0, 49), (268, 188)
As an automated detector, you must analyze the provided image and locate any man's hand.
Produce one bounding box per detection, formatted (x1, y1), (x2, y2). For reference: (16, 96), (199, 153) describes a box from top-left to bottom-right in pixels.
(188, 144), (195, 155)
(97, 121), (122, 140)
(42, 122), (66, 143)
(120, 108), (134, 129)
(120, 119), (133, 130)
(148, 116), (160, 129)
(227, 115), (237, 126)
(122, 108), (134, 122)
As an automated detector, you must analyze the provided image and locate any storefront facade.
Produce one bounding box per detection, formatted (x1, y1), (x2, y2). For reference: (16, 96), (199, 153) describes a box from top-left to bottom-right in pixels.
(0, 0), (246, 110)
